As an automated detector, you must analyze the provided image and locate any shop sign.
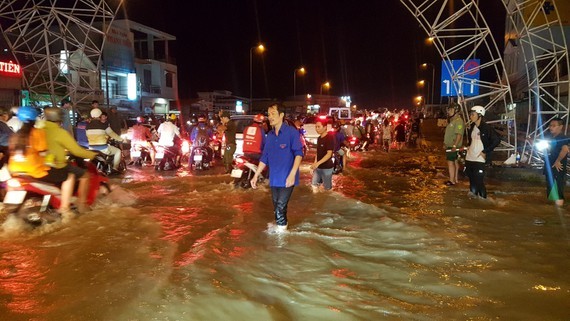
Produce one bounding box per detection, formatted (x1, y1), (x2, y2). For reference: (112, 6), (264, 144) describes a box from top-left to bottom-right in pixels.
(0, 61), (22, 77)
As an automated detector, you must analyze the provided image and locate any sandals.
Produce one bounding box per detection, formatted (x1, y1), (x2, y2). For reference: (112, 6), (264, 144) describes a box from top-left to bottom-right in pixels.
(444, 181), (455, 186)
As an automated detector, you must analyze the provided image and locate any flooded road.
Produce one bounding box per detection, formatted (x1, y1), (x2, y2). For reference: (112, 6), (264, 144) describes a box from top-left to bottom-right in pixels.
(0, 148), (569, 321)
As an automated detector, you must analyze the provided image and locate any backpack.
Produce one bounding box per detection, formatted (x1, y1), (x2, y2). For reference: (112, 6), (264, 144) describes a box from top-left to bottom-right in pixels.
(194, 125), (210, 146)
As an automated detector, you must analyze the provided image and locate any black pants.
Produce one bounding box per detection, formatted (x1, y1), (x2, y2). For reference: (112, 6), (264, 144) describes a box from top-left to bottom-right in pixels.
(545, 169), (566, 201)
(465, 160), (487, 198)
(271, 186), (294, 226)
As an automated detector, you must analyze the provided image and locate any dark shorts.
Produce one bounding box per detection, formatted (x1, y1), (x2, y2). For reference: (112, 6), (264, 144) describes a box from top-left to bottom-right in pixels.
(446, 148), (459, 161)
(40, 164), (87, 185)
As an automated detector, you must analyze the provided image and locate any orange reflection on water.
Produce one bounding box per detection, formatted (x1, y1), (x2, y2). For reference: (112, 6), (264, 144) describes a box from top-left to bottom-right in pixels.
(0, 244), (53, 315)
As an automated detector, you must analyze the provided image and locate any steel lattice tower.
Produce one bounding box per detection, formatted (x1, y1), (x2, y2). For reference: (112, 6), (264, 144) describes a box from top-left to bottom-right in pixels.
(0, 0), (123, 107)
(400, 0), (570, 163)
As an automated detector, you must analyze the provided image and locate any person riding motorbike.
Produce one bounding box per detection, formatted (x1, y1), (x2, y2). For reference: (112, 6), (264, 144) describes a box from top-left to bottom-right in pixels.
(130, 116), (155, 165)
(27, 107), (97, 215)
(242, 114), (266, 161)
(189, 115), (213, 163)
(86, 108), (124, 174)
(157, 116), (182, 166)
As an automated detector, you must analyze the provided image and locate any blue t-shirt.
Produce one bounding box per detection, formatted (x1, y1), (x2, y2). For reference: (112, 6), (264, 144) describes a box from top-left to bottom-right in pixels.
(260, 123), (304, 187)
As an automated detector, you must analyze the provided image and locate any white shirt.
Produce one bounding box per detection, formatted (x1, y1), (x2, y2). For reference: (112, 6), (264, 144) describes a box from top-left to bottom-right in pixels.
(157, 121), (180, 147)
(466, 125), (485, 163)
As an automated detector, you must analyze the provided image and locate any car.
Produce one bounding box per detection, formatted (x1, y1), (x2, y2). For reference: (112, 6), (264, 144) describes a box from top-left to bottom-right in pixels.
(303, 114), (333, 146)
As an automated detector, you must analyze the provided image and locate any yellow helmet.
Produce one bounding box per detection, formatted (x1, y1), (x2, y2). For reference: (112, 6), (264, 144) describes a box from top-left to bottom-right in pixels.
(169, 114), (177, 121)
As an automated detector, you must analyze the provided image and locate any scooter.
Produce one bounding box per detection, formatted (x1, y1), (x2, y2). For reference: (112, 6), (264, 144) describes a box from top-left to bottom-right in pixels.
(130, 142), (153, 167)
(2, 160), (110, 226)
(189, 145), (212, 171)
(348, 136), (364, 151)
(231, 155), (267, 189)
(91, 140), (127, 176)
(154, 144), (180, 171)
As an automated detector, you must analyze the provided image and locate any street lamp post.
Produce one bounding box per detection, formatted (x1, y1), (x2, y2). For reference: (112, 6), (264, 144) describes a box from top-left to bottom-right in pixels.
(421, 63), (435, 105)
(320, 81), (330, 95)
(417, 80), (429, 107)
(293, 67), (306, 96)
(249, 44), (265, 106)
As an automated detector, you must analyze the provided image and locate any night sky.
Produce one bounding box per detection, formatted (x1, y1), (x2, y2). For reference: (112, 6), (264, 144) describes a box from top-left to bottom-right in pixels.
(126, 0), (506, 109)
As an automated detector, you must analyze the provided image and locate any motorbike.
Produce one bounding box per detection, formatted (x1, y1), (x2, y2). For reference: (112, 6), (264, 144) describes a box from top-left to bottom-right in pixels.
(189, 145), (212, 171)
(332, 149), (345, 175)
(91, 140), (128, 176)
(154, 144), (180, 171)
(2, 160), (110, 226)
(348, 136), (364, 151)
(210, 136), (223, 160)
(130, 142), (154, 167)
(231, 155), (267, 189)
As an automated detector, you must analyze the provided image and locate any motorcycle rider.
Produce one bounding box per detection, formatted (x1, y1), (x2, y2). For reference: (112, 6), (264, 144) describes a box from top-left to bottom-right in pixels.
(41, 107), (97, 214)
(190, 115), (213, 163)
(86, 108), (124, 174)
(157, 115), (182, 166)
(130, 116), (155, 165)
(242, 114), (266, 161)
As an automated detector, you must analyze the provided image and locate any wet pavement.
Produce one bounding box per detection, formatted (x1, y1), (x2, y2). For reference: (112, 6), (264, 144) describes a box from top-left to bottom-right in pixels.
(0, 135), (569, 321)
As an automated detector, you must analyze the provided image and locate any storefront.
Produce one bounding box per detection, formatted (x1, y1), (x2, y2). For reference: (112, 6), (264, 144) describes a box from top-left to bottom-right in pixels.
(0, 60), (22, 107)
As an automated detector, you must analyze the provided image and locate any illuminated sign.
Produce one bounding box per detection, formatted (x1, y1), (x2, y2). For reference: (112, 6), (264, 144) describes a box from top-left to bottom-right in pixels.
(0, 61), (22, 76)
(440, 59), (480, 97)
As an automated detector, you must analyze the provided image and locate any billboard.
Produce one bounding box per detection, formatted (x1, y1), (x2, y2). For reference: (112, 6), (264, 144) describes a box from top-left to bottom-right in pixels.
(440, 59), (480, 97)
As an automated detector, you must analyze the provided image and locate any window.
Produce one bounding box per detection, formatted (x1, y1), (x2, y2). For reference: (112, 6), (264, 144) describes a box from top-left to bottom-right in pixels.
(165, 72), (173, 88)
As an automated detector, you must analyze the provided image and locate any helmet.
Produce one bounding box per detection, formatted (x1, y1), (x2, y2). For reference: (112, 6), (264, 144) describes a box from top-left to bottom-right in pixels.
(254, 114), (264, 123)
(470, 105), (485, 116)
(197, 115), (206, 122)
(136, 116), (145, 123)
(17, 106), (38, 123)
(90, 108), (102, 118)
(448, 103), (460, 111)
(170, 114), (177, 121)
(44, 107), (63, 122)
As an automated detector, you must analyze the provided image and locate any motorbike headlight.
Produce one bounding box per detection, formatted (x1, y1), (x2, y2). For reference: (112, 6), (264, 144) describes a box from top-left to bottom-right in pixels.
(535, 139), (550, 151)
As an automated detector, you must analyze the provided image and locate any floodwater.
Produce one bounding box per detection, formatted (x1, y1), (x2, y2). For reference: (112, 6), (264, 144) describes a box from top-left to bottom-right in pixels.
(0, 148), (569, 321)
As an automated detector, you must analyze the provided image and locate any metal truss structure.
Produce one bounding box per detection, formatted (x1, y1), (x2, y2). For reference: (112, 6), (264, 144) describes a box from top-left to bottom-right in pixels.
(401, 0), (570, 163)
(0, 0), (123, 107)
(502, 0), (570, 165)
(400, 0), (517, 157)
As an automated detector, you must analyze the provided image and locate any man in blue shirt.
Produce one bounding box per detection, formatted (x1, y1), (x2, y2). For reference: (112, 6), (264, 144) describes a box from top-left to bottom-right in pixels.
(251, 104), (304, 233)
(543, 118), (569, 207)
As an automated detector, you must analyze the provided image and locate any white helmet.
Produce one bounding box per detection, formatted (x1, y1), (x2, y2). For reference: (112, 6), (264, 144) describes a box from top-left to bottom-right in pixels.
(471, 105), (485, 116)
(90, 108), (102, 118)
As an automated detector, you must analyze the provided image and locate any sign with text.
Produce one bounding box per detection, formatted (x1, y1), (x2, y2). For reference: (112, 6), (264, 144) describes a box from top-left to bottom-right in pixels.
(0, 61), (22, 77)
(440, 59), (480, 97)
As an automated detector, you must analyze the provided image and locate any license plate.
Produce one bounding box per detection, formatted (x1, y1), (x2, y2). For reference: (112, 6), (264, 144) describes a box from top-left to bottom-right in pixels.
(131, 151), (141, 158)
(4, 190), (27, 204)
(193, 154), (203, 161)
(231, 169), (243, 178)
(156, 152), (164, 159)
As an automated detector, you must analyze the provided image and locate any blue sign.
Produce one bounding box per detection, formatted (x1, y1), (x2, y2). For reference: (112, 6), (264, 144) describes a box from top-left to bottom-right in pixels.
(440, 59), (480, 97)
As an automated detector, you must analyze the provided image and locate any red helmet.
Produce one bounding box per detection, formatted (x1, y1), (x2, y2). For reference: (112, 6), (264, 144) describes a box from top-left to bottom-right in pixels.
(254, 114), (265, 123)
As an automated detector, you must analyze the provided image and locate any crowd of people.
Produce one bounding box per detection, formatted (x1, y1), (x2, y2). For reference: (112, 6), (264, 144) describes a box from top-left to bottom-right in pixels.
(0, 100), (565, 229)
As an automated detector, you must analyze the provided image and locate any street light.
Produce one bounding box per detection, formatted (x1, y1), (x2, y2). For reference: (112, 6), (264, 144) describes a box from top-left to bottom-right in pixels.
(320, 81), (331, 95)
(293, 67), (306, 96)
(249, 44), (265, 105)
(415, 95), (423, 107)
(417, 79), (429, 106)
(421, 63), (435, 105)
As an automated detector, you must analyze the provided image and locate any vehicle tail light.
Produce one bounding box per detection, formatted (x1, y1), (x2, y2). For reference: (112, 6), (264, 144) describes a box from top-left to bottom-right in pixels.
(181, 140), (190, 154)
